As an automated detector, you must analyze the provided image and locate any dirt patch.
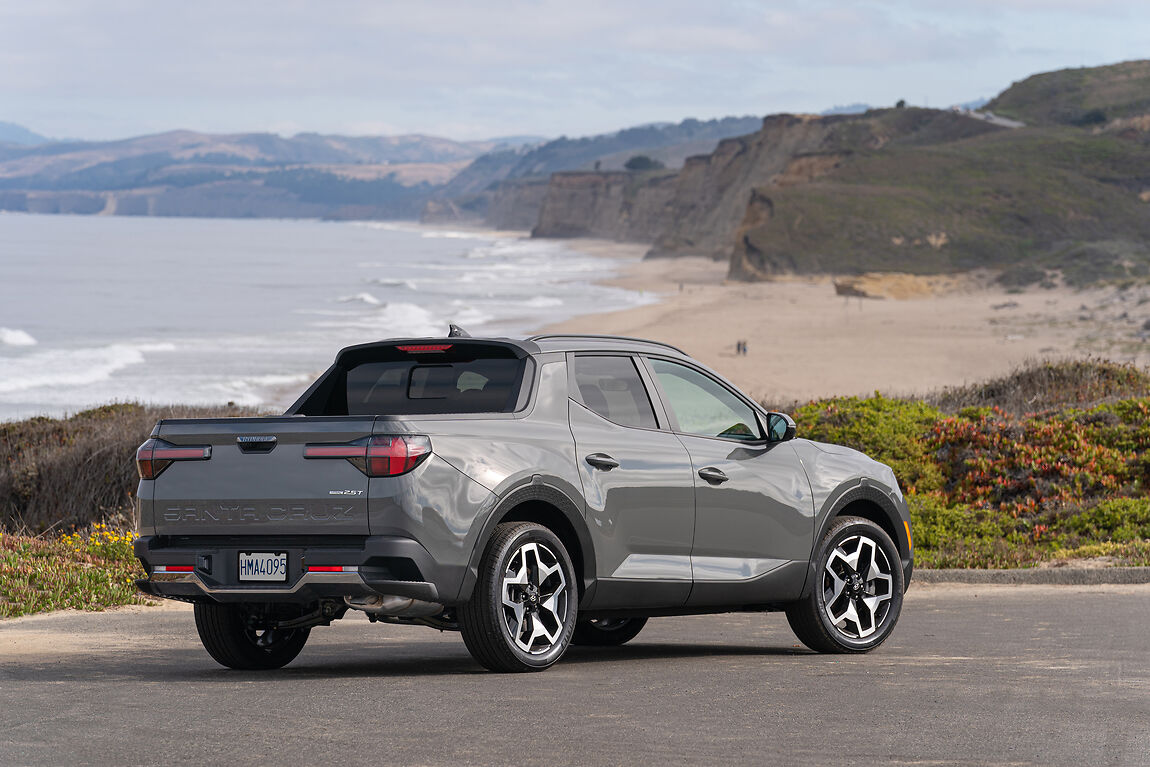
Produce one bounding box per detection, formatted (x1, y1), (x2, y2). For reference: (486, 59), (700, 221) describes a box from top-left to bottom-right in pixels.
(831, 271), (989, 299)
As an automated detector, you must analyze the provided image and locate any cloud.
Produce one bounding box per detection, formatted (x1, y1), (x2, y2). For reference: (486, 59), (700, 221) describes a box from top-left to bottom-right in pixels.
(0, 0), (1145, 140)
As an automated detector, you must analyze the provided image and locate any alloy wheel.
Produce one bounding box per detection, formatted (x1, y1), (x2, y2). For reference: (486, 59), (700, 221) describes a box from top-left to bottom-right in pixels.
(822, 534), (894, 639)
(501, 541), (569, 655)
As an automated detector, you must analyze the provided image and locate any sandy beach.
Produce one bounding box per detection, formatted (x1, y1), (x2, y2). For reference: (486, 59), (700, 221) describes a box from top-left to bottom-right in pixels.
(541, 239), (1150, 405)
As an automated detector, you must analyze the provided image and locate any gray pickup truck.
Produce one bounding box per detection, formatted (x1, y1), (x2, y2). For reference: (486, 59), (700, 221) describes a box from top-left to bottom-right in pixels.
(135, 332), (912, 672)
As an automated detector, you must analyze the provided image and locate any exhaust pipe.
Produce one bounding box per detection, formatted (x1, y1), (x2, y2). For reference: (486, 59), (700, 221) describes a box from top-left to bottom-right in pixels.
(345, 594), (443, 618)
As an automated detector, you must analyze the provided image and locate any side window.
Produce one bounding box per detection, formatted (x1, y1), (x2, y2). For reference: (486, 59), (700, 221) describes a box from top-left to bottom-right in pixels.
(572, 355), (658, 429)
(648, 359), (762, 441)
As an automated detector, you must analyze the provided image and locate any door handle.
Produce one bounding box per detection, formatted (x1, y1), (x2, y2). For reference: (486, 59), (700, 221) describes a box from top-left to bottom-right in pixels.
(698, 467), (728, 484)
(585, 453), (620, 471)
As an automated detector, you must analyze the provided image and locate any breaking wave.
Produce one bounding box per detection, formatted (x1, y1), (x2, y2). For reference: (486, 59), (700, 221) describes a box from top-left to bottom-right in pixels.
(0, 327), (36, 347)
(0, 342), (177, 395)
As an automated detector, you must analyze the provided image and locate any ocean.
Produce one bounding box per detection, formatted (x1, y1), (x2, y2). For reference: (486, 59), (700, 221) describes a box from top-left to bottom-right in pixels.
(0, 214), (654, 421)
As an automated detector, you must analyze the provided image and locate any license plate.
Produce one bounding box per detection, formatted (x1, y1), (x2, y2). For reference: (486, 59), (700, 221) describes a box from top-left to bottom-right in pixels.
(238, 552), (288, 582)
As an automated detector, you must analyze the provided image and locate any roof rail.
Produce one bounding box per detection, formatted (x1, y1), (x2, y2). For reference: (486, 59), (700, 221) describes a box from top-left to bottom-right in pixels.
(526, 334), (687, 355)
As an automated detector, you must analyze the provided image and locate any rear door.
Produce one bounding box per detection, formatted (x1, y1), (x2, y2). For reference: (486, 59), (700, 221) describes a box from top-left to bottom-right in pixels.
(566, 353), (696, 609)
(641, 357), (814, 605)
(153, 416), (375, 535)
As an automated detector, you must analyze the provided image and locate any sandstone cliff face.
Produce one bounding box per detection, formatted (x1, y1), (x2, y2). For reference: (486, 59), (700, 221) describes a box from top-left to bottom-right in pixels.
(648, 110), (1002, 260)
(527, 109), (1005, 264)
(485, 178), (553, 231)
(418, 177), (550, 228)
(645, 115), (836, 259)
(531, 171), (677, 241)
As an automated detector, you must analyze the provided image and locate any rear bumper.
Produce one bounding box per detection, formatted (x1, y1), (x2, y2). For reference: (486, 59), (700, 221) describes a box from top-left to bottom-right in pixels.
(134, 534), (462, 605)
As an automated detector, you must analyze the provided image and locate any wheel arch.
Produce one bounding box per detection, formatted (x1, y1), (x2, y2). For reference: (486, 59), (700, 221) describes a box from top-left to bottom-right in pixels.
(800, 481), (911, 599)
(456, 482), (595, 606)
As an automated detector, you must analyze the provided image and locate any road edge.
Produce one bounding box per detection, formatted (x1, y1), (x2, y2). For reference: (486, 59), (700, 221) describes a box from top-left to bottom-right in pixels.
(916, 567), (1150, 585)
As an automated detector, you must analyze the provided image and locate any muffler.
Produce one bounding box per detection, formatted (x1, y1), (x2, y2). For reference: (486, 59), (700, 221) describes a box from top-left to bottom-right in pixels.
(345, 594), (443, 618)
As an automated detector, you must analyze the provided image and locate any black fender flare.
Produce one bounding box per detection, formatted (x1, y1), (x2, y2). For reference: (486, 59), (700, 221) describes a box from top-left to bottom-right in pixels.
(455, 480), (596, 605)
(800, 480), (911, 599)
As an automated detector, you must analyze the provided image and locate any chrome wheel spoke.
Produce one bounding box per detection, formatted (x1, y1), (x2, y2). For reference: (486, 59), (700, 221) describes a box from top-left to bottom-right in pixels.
(824, 566), (847, 606)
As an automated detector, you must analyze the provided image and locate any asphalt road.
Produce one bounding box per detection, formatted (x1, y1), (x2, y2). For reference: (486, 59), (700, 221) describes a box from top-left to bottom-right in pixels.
(2, 583), (1148, 767)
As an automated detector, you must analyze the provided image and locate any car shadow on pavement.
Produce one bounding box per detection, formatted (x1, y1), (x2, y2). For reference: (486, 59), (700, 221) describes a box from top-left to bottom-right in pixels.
(215, 641), (810, 678)
(562, 642), (813, 665)
(0, 641), (813, 682)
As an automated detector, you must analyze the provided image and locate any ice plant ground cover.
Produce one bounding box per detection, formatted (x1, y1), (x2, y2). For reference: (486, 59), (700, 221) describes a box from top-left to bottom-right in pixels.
(0, 524), (148, 618)
(792, 360), (1150, 567)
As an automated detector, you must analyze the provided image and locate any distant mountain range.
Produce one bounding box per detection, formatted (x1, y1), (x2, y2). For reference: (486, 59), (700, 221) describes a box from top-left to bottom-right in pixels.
(0, 121), (51, 146)
(0, 130), (543, 219)
(0, 118), (764, 221)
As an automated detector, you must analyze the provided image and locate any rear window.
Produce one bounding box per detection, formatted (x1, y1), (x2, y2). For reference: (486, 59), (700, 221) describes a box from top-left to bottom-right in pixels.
(293, 343), (528, 416)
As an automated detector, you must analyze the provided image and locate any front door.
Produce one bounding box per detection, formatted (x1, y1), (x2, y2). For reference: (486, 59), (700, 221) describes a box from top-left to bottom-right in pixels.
(643, 357), (815, 606)
(567, 353), (696, 609)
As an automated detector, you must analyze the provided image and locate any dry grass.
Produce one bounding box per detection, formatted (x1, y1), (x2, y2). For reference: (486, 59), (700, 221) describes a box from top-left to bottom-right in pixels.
(0, 402), (259, 534)
(926, 358), (1150, 415)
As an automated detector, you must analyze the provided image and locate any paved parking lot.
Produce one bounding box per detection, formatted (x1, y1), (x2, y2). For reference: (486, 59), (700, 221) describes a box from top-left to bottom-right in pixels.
(2, 583), (1148, 766)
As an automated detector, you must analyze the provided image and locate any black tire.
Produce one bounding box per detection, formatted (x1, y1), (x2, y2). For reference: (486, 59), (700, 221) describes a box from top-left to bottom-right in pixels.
(459, 521), (578, 672)
(786, 516), (905, 654)
(572, 617), (648, 646)
(193, 603), (310, 670)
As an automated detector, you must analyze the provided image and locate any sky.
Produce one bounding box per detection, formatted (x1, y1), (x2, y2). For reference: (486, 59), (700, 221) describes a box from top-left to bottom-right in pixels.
(1, 0), (1147, 142)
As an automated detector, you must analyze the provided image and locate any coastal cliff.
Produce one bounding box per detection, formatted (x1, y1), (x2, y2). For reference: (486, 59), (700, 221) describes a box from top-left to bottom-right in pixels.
(526, 67), (1150, 287)
(729, 115), (1150, 283)
(529, 109), (1003, 259)
(531, 170), (677, 241)
(420, 116), (762, 228)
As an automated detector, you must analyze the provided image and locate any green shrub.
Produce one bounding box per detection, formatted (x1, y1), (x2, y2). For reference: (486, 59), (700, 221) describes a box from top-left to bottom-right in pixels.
(623, 155), (665, 171)
(787, 361), (1150, 568)
(1061, 498), (1150, 542)
(794, 393), (944, 492)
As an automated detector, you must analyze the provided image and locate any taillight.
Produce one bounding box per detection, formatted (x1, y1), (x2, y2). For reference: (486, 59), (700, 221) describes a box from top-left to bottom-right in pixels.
(136, 439), (211, 480)
(303, 435), (431, 477)
(367, 435), (431, 476)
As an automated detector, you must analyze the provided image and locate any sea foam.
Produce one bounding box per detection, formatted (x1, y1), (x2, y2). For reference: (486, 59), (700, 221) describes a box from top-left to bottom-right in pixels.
(0, 327), (37, 347)
(0, 342), (176, 394)
(338, 292), (382, 305)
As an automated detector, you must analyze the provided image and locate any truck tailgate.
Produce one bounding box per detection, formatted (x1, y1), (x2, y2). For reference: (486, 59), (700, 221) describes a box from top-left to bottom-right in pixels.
(149, 417), (375, 535)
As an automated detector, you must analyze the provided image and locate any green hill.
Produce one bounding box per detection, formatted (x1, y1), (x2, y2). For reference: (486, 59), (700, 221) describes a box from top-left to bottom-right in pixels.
(732, 124), (1150, 285)
(987, 60), (1150, 126)
(726, 61), (1150, 285)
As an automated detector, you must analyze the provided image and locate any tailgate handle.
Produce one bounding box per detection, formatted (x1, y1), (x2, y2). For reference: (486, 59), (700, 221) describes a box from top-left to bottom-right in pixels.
(237, 435), (277, 453)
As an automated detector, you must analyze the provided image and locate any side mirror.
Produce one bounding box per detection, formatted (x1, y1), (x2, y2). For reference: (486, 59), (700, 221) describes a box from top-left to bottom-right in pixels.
(766, 412), (796, 442)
